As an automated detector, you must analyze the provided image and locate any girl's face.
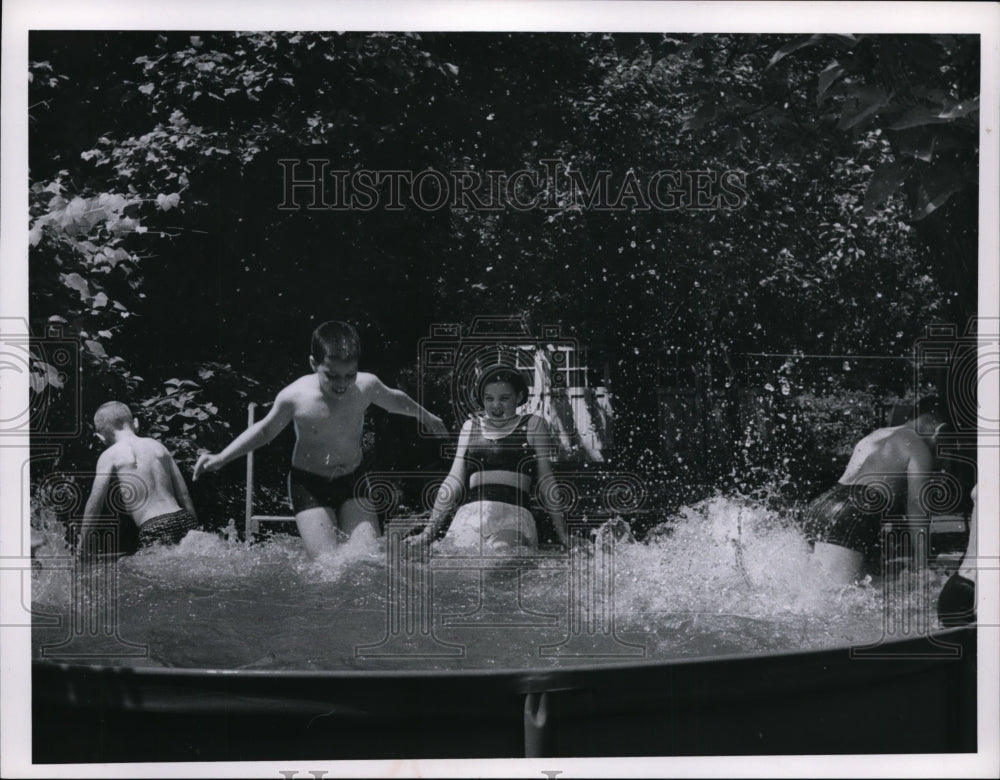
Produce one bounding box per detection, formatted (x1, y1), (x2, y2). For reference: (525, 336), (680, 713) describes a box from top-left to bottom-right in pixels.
(482, 380), (521, 421)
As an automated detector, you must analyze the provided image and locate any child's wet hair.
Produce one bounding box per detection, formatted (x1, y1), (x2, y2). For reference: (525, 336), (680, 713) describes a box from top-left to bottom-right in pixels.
(907, 394), (946, 422)
(311, 321), (361, 363)
(93, 401), (135, 438)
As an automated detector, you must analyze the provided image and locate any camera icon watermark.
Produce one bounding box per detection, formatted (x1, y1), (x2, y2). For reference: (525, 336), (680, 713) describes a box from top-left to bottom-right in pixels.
(846, 471), (968, 659)
(417, 316), (581, 432)
(358, 470), (458, 517)
(0, 317), (82, 438)
(914, 318), (999, 441)
(537, 470), (647, 518)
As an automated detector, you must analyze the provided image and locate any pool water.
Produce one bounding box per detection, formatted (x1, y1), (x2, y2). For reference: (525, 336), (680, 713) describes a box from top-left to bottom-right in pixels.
(30, 495), (956, 671)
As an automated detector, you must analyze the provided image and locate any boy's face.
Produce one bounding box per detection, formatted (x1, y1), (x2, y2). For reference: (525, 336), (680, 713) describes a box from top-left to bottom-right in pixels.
(311, 356), (358, 397)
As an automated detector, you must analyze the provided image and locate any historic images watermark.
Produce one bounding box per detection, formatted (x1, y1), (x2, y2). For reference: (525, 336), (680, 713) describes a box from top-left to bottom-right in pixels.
(277, 158), (749, 212)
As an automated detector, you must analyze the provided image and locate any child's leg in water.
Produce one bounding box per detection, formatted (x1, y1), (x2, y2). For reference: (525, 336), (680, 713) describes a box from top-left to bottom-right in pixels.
(337, 498), (380, 547)
(295, 507), (342, 557)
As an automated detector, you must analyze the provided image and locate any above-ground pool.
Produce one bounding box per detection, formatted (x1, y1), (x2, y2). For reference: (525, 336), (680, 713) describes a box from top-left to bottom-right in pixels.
(30, 495), (976, 761)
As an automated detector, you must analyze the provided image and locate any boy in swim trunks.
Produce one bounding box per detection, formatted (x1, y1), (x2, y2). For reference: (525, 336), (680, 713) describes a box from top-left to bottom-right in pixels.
(193, 321), (448, 557)
(78, 401), (200, 554)
(802, 395), (949, 584)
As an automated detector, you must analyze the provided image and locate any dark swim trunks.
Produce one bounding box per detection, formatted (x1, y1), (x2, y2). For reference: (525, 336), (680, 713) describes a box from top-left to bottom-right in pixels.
(137, 510), (200, 548)
(937, 572), (976, 627)
(288, 465), (373, 514)
(801, 482), (900, 561)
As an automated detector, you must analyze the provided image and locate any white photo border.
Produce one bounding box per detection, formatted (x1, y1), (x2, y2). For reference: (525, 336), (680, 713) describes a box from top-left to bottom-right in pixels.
(2, 1), (998, 778)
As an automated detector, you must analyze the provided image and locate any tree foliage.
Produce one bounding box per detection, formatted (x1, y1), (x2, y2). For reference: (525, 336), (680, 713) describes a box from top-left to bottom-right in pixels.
(29, 32), (979, 522)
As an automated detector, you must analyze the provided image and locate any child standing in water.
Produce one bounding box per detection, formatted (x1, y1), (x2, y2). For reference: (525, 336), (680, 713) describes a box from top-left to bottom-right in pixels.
(406, 365), (570, 551)
(194, 321), (448, 557)
(802, 395), (949, 584)
(79, 401), (200, 553)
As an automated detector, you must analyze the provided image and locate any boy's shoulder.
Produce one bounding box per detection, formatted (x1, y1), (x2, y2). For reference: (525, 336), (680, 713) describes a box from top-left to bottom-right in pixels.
(100, 436), (162, 468)
(356, 371), (380, 390)
(281, 374), (320, 396)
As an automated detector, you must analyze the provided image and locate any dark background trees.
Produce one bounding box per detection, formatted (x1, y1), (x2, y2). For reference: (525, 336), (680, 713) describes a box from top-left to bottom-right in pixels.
(28, 32), (979, 528)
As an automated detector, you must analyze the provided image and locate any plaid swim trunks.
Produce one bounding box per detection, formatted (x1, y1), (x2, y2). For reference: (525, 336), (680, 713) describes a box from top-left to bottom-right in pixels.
(137, 510), (200, 548)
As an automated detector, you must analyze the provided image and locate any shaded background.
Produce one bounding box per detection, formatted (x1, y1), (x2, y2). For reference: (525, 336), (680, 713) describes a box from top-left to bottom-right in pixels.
(27, 32), (980, 533)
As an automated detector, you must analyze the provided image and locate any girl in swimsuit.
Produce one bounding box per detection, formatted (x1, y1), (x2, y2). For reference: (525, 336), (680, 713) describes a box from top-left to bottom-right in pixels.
(406, 366), (570, 552)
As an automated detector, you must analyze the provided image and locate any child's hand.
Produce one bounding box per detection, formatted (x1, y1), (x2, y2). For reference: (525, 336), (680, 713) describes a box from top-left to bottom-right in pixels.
(424, 414), (449, 437)
(192, 452), (221, 481)
(403, 526), (435, 548)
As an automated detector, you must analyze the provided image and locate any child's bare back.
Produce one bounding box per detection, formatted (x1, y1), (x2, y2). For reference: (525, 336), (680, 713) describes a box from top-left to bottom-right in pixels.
(101, 436), (187, 525)
(79, 401), (199, 554)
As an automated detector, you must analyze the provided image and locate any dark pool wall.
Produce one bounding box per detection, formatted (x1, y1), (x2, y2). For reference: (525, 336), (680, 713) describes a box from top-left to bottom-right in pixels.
(33, 628), (976, 762)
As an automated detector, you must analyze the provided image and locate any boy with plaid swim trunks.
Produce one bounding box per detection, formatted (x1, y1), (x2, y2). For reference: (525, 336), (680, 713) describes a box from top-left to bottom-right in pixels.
(194, 321), (448, 558)
(78, 401), (200, 554)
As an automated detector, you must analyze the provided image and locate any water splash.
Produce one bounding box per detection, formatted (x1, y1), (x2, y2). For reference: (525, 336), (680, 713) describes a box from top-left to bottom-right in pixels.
(29, 495), (953, 670)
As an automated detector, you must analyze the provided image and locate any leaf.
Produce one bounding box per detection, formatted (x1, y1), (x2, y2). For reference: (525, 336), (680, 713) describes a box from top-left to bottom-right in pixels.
(767, 35), (820, 69)
(111, 216), (138, 235)
(888, 107), (949, 131)
(816, 61), (845, 106)
(911, 163), (967, 221)
(156, 192), (181, 211)
(837, 86), (890, 130)
(681, 103), (719, 132)
(98, 192), (127, 214)
(29, 370), (47, 394)
(61, 196), (88, 226)
(138, 83), (155, 95)
(937, 97), (979, 120)
(898, 129), (935, 163)
(84, 340), (107, 358)
(863, 160), (911, 214)
(62, 272), (91, 298)
(92, 292), (109, 309)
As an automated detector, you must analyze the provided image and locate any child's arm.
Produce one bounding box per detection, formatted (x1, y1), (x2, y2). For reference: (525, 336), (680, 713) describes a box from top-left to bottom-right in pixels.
(367, 376), (449, 435)
(166, 453), (198, 518)
(193, 389), (295, 480)
(528, 417), (570, 547)
(77, 451), (114, 557)
(404, 421), (472, 546)
(905, 433), (937, 531)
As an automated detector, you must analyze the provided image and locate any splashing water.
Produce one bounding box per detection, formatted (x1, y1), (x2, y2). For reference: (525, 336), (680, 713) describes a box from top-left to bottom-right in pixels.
(30, 495), (953, 671)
